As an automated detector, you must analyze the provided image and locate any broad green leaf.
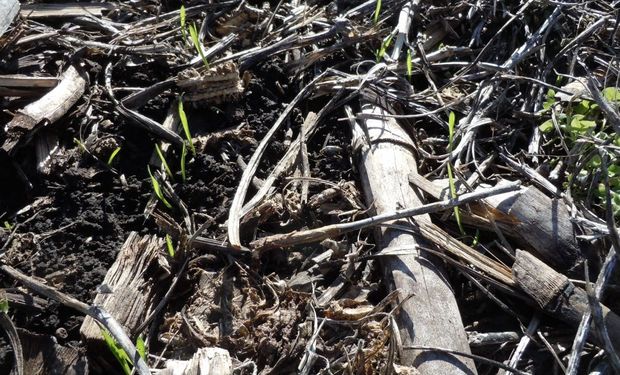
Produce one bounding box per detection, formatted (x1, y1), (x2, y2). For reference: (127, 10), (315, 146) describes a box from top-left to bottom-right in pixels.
(539, 119), (554, 133)
(136, 335), (147, 362)
(101, 328), (132, 375)
(603, 87), (620, 102)
(543, 89), (556, 110)
(569, 116), (596, 133)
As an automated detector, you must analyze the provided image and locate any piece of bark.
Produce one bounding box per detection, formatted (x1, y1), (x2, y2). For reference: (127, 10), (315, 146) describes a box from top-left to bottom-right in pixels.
(483, 187), (583, 273)
(512, 250), (620, 354)
(409, 173), (584, 274)
(18, 329), (88, 375)
(353, 103), (476, 374)
(156, 347), (232, 375)
(80, 232), (166, 370)
(2, 65), (87, 155)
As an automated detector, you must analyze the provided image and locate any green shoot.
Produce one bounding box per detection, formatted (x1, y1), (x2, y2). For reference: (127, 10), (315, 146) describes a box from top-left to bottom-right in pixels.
(165, 234), (176, 257)
(181, 143), (188, 182)
(101, 328), (132, 375)
(178, 97), (196, 155)
(154, 144), (173, 179)
(180, 5), (187, 43)
(0, 297), (8, 314)
(3, 221), (12, 231)
(376, 33), (393, 62)
(471, 229), (480, 247)
(136, 335), (147, 362)
(188, 22), (209, 68)
(73, 138), (87, 153)
(373, 0), (382, 24)
(107, 147), (121, 166)
(447, 111), (465, 235)
(147, 166), (172, 209)
(406, 48), (413, 81)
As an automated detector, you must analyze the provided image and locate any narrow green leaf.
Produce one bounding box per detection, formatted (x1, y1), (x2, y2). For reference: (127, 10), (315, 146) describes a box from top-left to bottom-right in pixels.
(189, 23), (209, 68)
(107, 147), (121, 166)
(178, 98), (196, 155)
(447, 111), (464, 235)
(73, 138), (87, 152)
(147, 166), (173, 209)
(165, 234), (176, 257)
(154, 144), (173, 179)
(373, 0), (382, 24)
(376, 34), (393, 62)
(406, 48), (412, 80)
(181, 143), (188, 182)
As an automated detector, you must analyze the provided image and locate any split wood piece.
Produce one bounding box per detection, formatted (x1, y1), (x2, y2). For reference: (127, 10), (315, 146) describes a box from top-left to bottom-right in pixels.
(0, 0), (18, 37)
(18, 329), (88, 375)
(156, 347), (232, 375)
(20, 3), (116, 18)
(2, 64), (87, 155)
(0, 75), (58, 88)
(409, 173), (584, 274)
(80, 232), (167, 372)
(512, 250), (620, 355)
(353, 103), (476, 374)
(0, 264), (150, 375)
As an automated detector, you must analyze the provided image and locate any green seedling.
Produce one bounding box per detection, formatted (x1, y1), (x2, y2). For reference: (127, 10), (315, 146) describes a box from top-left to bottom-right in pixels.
(178, 97), (196, 155)
(154, 144), (173, 179)
(101, 328), (147, 375)
(180, 5), (187, 43)
(373, 0), (382, 24)
(376, 33), (393, 62)
(165, 234), (176, 257)
(107, 147), (121, 166)
(447, 111), (465, 235)
(147, 165), (173, 209)
(0, 298), (8, 314)
(73, 138), (87, 153)
(3, 221), (12, 231)
(406, 48), (413, 80)
(101, 328), (132, 375)
(188, 22), (209, 68)
(181, 143), (188, 182)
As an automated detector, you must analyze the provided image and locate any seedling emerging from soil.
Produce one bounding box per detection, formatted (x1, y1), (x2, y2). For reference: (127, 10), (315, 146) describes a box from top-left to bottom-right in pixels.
(0, 298), (8, 314)
(178, 97), (196, 155)
(376, 34), (392, 62)
(447, 111), (465, 235)
(101, 328), (147, 375)
(180, 5), (187, 43)
(165, 234), (176, 257)
(154, 144), (173, 179)
(147, 166), (173, 209)
(406, 49), (413, 80)
(373, 0), (382, 24)
(3, 221), (12, 231)
(73, 137), (87, 153)
(181, 143), (188, 182)
(101, 328), (132, 375)
(107, 147), (121, 166)
(188, 22), (209, 68)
